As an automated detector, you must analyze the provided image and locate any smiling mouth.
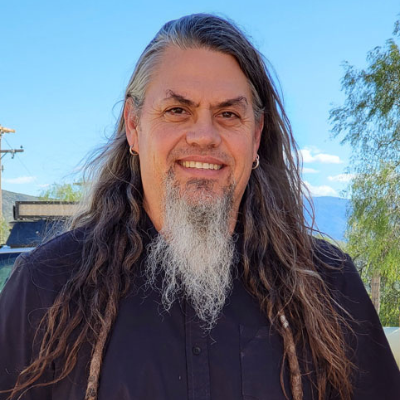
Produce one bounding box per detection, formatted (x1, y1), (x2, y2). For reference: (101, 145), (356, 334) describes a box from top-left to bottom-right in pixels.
(179, 161), (223, 170)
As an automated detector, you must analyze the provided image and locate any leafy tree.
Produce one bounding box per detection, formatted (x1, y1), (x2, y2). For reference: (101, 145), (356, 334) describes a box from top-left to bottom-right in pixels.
(330, 21), (400, 167)
(39, 182), (83, 202)
(330, 20), (400, 326)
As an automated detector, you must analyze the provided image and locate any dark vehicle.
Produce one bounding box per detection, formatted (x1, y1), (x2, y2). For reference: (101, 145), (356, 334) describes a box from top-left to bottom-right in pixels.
(0, 201), (78, 292)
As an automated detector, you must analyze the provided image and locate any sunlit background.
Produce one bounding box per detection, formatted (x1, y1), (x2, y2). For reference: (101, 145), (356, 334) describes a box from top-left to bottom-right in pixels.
(1, 0), (398, 197)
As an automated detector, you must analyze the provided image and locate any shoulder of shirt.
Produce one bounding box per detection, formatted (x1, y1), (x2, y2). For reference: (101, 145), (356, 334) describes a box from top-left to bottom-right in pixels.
(311, 237), (364, 295)
(311, 237), (350, 268)
(12, 228), (87, 296)
(20, 228), (86, 263)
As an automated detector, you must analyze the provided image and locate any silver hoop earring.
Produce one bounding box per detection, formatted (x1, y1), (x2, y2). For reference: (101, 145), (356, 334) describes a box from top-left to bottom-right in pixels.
(252, 154), (260, 170)
(129, 146), (138, 156)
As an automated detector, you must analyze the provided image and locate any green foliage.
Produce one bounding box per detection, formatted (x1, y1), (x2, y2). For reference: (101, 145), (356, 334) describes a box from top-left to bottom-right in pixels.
(0, 216), (10, 244)
(39, 182), (83, 202)
(330, 20), (400, 326)
(379, 281), (400, 326)
(330, 38), (400, 169)
(347, 165), (400, 278)
(352, 249), (400, 327)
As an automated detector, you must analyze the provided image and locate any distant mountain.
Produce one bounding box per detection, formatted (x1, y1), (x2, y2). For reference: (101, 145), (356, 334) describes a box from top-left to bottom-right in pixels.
(308, 196), (350, 242)
(2, 190), (38, 223)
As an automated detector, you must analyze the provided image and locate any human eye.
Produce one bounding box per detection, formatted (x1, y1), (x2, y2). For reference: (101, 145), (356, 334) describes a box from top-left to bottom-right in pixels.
(165, 107), (188, 116)
(216, 110), (241, 122)
(220, 111), (238, 119)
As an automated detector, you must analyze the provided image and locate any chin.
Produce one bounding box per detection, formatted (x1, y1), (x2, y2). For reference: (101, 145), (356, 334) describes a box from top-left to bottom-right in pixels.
(183, 188), (222, 206)
(181, 178), (222, 199)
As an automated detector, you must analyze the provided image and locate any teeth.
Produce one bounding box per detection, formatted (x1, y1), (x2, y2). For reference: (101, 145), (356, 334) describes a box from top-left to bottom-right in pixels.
(181, 161), (222, 170)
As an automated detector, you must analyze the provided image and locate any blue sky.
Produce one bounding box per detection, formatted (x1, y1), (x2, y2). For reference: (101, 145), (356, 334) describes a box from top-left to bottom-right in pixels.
(1, 0), (398, 197)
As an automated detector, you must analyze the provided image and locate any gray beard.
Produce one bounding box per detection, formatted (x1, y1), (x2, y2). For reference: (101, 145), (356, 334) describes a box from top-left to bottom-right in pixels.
(145, 173), (236, 330)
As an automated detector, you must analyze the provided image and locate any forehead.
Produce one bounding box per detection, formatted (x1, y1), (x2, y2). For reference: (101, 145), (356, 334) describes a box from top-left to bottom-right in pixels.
(144, 46), (253, 105)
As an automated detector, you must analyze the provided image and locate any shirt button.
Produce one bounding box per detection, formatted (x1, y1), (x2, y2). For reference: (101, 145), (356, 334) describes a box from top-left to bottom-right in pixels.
(192, 346), (202, 355)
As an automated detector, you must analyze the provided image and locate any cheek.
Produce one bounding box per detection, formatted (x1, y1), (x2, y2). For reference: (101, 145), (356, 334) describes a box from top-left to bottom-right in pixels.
(139, 132), (177, 177)
(233, 138), (255, 170)
(230, 138), (256, 195)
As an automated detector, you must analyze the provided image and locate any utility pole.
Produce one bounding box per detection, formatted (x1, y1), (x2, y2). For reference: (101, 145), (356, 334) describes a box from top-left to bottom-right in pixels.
(0, 125), (24, 221)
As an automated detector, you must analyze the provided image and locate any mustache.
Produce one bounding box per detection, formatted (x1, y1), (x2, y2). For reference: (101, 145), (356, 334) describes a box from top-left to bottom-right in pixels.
(168, 148), (232, 164)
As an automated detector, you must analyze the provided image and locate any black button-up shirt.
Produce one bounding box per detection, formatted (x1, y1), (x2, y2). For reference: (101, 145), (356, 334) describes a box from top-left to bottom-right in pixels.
(0, 226), (399, 399)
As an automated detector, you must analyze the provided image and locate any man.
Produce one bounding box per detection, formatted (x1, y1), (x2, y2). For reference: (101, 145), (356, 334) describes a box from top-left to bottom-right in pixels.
(0, 14), (399, 400)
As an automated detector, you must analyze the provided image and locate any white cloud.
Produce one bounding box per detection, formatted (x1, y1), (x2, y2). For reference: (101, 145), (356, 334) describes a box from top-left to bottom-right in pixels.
(301, 149), (316, 163)
(300, 148), (343, 164)
(302, 167), (319, 174)
(328, 173), (355, 182)
(4, 176), (36, 184)
(304, 181), (338, 197)
(38, 183), (50, 188)
(314, 153), (343, 164)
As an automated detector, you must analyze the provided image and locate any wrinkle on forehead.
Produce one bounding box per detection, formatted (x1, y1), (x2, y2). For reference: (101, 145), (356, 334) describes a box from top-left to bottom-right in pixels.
(144, 46), (254, 102)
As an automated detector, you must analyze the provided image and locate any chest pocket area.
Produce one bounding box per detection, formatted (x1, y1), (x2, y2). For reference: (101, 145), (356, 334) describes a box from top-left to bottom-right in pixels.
(240, 325), (289, 400)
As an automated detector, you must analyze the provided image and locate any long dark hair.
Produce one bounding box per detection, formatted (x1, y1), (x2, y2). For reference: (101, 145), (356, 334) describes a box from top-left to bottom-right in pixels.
(6, 14), (354, 400)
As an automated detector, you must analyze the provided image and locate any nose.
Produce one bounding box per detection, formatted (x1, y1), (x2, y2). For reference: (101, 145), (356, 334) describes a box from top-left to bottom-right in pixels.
(185, 112), (222, 148)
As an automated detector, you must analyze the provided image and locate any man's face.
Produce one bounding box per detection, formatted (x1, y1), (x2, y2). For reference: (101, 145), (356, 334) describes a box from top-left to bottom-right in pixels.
(125, 46), (262, 231)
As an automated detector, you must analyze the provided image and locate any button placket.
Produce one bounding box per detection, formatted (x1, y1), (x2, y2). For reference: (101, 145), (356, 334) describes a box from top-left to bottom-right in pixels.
(185, 302), (211, 400)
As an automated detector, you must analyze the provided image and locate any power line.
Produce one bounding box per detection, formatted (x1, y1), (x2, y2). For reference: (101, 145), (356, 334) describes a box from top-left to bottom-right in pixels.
(0, 125), (25, 222)
(3, 136), (31, 175)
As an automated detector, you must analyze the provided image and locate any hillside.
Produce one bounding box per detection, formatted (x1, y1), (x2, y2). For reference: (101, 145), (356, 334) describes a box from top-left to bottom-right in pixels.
(2, 190), (38, 223)
(310, 196), (350, 241)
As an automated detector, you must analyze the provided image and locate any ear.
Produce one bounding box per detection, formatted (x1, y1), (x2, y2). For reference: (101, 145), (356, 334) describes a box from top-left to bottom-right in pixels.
(253, 116), (263, 160)
(124, 98), (139, 153)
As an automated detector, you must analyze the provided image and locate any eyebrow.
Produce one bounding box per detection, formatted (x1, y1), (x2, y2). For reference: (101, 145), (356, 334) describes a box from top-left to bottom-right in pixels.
(163, 90), (249, 111)
(217, 96), (248, 110)
(163, 90), (199, 107)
